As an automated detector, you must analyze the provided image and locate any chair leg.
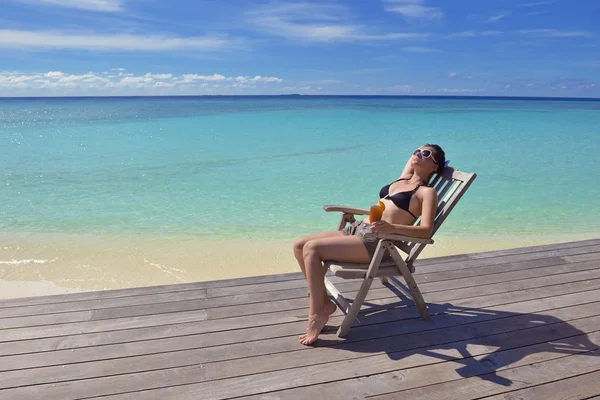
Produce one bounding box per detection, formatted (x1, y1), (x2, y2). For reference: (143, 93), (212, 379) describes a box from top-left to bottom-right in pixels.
(384, 242), (431, 321)
(337, 241), (387, 337)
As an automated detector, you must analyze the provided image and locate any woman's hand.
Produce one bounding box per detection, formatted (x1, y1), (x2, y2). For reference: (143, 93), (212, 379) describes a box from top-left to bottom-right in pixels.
(370, 220), (396, 234)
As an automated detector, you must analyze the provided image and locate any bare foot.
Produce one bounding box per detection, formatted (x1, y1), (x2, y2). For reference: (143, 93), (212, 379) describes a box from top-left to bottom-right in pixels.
(299, 312), (329, 345)
(324, 299), (337, 316)
(304, 302), (336, 332)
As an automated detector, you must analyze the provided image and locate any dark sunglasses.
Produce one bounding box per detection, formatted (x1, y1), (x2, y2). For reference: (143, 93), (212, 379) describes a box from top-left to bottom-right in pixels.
(413, 149), (438, 164)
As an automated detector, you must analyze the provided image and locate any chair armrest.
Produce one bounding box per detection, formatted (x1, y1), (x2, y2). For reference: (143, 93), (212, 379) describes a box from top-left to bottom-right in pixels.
(323, 205), (370, 215)
(364, 232), (434, 245)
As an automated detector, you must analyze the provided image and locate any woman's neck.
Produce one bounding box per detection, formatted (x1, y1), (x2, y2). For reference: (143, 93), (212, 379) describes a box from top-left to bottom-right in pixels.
(408, 173), (429, 185)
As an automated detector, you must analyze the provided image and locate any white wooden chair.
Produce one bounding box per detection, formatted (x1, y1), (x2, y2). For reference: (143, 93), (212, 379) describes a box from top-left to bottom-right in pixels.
(323, 168), (477, 337)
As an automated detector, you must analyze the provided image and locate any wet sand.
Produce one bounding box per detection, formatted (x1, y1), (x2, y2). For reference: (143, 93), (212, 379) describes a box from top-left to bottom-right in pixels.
(1, 232), (597, 299)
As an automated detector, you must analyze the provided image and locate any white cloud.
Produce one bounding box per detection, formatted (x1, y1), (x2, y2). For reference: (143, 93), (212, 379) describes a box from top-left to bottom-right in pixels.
(383, 0), (443, 19)
(401, 46), (440, 53)
(357, 33), (429, 40)
(181, 73), (226, 82)
(247, 3), (428, 42)
(153, 81), (176, 88)
(10, 0), (124, 12)
(374, 84), (485, 94)
(0, 30), (233, 51)
(447, 30), (505, 39)
(282, 86), (313, 91)
(481, 31), (504, 36)
(389, 84), (414, 92)
(234, 76), (284, 83)
(44, 71), (64, 78)
(517, 1), (556, 7)
(0, 70), (285, 95)
(519, 29), (594, 38)
(311, 79), (343, 85)
(446, 72), (472, 79)
(448, 29), (593, 39)
(487, 12), (510, 23)
(231, 83), (257, 89)
(144, 73), (173, 79)
(523, 11), (549, 16)
(449, 31), (478, 38)
(434, 88), (485, 93)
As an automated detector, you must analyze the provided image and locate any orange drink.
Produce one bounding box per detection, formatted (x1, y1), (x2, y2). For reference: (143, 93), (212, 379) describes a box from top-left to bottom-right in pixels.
(369, 200), (386, 222)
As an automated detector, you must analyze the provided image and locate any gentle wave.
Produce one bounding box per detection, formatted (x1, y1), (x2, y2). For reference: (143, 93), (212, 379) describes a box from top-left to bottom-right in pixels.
(0, 258), (58, 265)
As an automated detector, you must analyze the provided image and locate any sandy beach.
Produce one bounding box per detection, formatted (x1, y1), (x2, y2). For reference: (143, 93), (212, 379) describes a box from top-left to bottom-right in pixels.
(1, 232), (597, 300)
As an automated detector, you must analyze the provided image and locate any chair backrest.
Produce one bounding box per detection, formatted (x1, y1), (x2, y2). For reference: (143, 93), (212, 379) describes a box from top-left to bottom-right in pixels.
(405, 168), (477, 266)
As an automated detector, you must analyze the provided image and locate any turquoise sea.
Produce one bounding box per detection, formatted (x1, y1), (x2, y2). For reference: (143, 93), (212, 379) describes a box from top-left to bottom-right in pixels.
(2, 96), (599, 241)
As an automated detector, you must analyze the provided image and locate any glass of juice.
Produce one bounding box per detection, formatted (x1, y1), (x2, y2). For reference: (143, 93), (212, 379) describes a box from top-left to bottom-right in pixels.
(369, 200), (385, 222)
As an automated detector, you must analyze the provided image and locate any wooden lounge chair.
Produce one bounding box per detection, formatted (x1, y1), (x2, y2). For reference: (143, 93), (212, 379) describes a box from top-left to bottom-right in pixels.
(323, 168), (477, 337)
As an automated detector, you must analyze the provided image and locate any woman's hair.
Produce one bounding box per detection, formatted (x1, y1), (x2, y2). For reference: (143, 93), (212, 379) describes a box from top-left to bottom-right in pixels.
(424, 143), (446, 175)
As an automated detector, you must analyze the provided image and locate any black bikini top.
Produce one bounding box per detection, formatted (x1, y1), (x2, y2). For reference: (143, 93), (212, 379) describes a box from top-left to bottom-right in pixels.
(379, 178), (423, 220)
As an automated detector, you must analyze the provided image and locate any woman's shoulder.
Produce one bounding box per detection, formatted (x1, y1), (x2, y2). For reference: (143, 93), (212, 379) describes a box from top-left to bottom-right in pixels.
(418, 185), (438, 198)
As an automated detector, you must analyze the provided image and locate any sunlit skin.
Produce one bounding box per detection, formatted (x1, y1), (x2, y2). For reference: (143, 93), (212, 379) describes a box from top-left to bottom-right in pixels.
(292, 145), (441, 345)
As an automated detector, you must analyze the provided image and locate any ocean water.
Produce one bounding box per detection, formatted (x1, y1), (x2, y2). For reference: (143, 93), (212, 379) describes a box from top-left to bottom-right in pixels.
(2, 96), (599, 241)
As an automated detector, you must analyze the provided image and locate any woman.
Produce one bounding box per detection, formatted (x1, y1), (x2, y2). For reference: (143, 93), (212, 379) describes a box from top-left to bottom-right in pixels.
(293, 144), (446, 345)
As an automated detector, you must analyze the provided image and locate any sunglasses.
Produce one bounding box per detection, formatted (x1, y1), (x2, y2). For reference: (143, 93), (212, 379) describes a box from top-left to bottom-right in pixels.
(413, 149), (438, 164)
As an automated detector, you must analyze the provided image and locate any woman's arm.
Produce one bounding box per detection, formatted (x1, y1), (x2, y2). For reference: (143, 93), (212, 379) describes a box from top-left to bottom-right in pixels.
(398, 157), (414, 179)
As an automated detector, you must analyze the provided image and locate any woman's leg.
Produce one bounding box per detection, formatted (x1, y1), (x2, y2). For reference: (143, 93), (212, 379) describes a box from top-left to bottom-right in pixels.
(299, 235), (371, 345)
(293, 230), (344, 278)
(293, 231), (344, 314)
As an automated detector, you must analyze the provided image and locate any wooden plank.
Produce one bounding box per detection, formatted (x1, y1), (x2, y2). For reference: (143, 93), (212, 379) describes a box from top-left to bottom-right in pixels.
(415, 239), (600, 267)
(414, 255), (565, 283)
(0, 289), (208, 319)
(370, 348), (600, 400)
(466, 238), (600, 260)
(563, 251), (600, 263)
(409, 239), (598, 268)
(478, 369), (600, 400)
(3, 298), (600, 390)
(0, 310), (209, 342)
(0, 272), (306, 309)
(415, 244), (600, 274)
(417, 259), (600, 294)
(3, 271), (600, 359)
(28, 319), (599, 400)
(421, 266), (600, 304)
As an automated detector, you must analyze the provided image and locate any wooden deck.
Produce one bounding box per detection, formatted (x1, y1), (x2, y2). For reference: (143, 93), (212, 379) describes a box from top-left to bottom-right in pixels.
(0, 239), (600, 399)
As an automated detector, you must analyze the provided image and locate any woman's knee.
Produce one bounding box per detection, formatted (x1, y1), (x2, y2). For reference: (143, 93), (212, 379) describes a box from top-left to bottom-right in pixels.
(302, 240), (321, 260)
(293, 237), (307, 254)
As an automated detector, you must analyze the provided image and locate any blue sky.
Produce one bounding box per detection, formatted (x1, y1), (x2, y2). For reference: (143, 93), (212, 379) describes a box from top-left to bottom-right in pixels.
(1, 0), (599, 97)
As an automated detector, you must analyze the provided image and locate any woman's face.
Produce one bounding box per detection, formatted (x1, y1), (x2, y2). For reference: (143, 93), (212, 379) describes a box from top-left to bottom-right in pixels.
(410, 146), (438, 174)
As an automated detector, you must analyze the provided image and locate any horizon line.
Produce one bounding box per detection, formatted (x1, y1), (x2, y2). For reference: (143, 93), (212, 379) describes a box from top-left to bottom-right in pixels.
(1, 94), (599, 101)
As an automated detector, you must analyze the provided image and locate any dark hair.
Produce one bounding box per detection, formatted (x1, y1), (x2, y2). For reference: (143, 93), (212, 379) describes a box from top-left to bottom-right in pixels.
(424, 143), (446, 175)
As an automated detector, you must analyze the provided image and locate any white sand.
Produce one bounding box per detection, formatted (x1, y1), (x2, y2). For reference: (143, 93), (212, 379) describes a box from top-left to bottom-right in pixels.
(1, 232), (597, 299)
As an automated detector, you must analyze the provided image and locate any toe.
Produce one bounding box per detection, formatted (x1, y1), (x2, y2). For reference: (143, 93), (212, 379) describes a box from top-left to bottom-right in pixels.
(303, 336), (316, 345)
